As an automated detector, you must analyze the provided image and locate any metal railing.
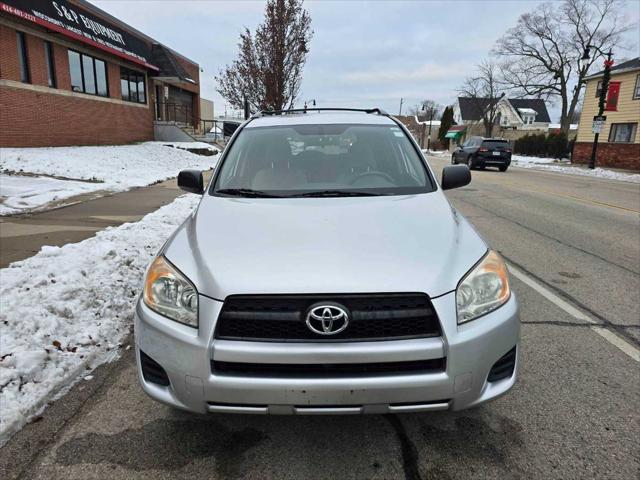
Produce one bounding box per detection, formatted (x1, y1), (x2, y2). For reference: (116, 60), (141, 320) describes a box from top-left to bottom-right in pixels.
(156, 102), (193, 126)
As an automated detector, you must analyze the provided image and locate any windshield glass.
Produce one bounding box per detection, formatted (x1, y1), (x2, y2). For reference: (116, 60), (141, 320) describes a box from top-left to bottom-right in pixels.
(212, 123), (434, 197)
(481, 140), (510, 149)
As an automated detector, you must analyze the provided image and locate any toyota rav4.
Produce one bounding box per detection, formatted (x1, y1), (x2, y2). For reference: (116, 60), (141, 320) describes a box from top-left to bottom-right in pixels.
(135, 108), (520, 415)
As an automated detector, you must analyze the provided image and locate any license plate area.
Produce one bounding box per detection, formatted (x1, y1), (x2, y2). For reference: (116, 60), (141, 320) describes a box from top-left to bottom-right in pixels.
(492, 151), (501, 156)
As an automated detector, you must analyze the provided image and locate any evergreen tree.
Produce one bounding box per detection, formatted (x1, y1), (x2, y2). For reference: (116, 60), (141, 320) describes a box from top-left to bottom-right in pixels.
(438, 106), (455, 149)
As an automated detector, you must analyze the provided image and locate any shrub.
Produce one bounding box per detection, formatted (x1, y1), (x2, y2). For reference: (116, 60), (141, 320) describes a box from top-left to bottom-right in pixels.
(514, 132), (569, 158)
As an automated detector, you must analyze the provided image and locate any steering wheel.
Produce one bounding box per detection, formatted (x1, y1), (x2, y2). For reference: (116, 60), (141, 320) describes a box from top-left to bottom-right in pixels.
(349, 171), (395, 185)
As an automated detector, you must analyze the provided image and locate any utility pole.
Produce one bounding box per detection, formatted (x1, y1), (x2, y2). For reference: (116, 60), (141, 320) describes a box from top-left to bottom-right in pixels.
(420, 102), (437, 152)
(427, 107), (434, 152)
(398, 98), (404, 116)
(243, 97), (250, 120)
(582, 46), (614, 169)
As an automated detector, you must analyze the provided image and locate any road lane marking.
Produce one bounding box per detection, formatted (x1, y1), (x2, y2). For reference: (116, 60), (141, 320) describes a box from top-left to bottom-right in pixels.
(520, 187), (640, 214)
(507, 263), (640, 362)
(476, 177), (640, 214)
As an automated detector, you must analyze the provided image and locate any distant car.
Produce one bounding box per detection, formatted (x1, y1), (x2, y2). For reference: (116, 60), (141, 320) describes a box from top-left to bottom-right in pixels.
(452, 137), (512, 171)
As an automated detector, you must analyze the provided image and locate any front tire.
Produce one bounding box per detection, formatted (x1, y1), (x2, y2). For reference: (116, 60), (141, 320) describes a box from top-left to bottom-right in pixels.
(499, 165), (508, 172)
(467, 155), (475, 170)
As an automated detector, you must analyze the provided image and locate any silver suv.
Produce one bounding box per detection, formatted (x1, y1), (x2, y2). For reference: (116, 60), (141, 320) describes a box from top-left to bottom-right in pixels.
(135, 108), (520, 415)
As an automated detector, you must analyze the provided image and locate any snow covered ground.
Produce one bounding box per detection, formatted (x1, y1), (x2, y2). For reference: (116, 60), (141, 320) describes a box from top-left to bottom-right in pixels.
(0, 194), (200, 445)
(511, 154), (569, 165)
(0, 142), (217, 214)
(515, 163), (640, 183)
(512, 155), (640, 183)
(0, 175), (102, 215)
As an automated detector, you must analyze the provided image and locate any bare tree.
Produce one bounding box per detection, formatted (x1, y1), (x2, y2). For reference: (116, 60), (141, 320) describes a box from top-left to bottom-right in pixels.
(216, 0), (313, 112)
(458, 60), (506, 137)
(408, 99), (442, 120)
(494, 0), (632, 134)
(571, 106), (582, 124)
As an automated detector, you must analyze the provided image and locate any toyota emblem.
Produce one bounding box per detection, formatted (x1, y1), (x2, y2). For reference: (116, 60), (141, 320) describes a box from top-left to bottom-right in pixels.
(306, 304), (350, 335)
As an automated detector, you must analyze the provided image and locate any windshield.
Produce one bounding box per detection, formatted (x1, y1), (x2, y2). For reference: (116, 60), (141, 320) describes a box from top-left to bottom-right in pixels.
(212, 123), (434, 197)
(481, 140), (510, 149)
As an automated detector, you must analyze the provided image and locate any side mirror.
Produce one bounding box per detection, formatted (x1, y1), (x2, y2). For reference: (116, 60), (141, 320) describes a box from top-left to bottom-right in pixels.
(441, 165), (471, 191)
(178, 169), (204, 194)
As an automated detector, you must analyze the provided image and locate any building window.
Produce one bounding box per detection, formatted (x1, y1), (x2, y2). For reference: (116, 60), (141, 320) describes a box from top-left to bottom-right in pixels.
(634, 75), (640, 100)
(595, 80), (603, 98)
(44, 41), (56, 88)
(16, 32), (30, 83)
(68, 50), (83, 92)
(608, 123), (637, 143)
(95, 60), (108, 96)
(67, 50), (109, 97)
(120, 67), (146, 103)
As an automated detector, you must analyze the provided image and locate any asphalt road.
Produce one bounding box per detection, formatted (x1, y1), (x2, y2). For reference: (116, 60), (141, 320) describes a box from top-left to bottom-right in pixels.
(2, 159), (639, 479)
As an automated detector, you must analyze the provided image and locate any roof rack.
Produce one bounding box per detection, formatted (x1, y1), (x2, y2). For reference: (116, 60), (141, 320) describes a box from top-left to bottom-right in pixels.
(252, 107), (388, 118)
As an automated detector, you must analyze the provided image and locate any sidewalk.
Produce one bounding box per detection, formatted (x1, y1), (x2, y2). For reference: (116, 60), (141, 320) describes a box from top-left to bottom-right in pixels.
(0, 179), (185, 267)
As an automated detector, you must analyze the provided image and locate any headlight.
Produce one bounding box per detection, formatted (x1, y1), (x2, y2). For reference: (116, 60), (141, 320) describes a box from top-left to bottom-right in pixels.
(143, 255), (198, 327)
(456, 250), (510, 324)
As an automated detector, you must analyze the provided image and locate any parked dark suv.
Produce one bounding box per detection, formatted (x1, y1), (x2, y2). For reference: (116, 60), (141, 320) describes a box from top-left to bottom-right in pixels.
(452, 137), (512, 172)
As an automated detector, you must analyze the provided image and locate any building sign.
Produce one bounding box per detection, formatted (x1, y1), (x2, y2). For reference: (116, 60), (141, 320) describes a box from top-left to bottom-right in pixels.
(1, 0), (158, 70)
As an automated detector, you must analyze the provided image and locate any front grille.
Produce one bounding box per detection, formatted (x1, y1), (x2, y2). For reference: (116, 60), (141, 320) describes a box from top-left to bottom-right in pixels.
(215, 294), (441, 342)
(211, 358), (446, 377)
(140, 350), (170, 386)
(487, 347), (517, 382)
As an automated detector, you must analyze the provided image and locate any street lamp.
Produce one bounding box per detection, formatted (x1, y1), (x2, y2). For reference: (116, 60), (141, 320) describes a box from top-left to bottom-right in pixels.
(582, 45), (614, 169)
(421, 103), (436, 152)
(303, 99), (316, 111)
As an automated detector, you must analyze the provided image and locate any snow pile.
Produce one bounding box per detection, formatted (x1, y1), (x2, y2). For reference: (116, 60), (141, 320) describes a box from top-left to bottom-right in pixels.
(0, 194), (200, 445)
(148, 141), (220, 153)
(0, 142), (216, 214)
(0, 175), (100, 215)
(514, 162), (640, 183)
(423, 150), (450, 157)
(512, 154), (569, 165)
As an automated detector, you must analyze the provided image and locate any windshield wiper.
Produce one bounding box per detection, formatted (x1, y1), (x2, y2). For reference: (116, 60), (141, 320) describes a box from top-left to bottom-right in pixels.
(291, 190), (379, 197)
(215, 188), (282, 198)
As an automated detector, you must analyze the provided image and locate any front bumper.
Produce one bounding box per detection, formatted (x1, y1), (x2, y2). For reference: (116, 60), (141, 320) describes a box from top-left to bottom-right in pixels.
(134, 292), (520, 414)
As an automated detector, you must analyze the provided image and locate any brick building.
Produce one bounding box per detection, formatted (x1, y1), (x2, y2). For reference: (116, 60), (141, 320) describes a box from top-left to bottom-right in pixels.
(0, 0), (201, 147)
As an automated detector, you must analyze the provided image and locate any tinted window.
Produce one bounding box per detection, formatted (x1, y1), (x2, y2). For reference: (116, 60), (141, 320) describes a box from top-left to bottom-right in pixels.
(44, 41), (56, 87)
(17, 32), (30, 83)
(121, 77), (129, 101)
(82, 55), (96, 94)
(95, 59), (108, 96)
(129, 79), (138, 102)
(214, 123), (434, 197)
(137, 76), (146, 102)
(482, 140), (509, 149)
(68, 51), (83, 92)
(120, 67), (146, 103)
(68, 51), (108, 97)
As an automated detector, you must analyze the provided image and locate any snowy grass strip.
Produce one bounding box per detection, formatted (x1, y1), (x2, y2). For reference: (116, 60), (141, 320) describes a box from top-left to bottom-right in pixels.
(0, 143), (217, 215)
(0, 194), (200, 445)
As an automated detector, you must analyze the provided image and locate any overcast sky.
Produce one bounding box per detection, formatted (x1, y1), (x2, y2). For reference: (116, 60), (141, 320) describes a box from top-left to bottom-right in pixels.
(94, 0), (639, 121)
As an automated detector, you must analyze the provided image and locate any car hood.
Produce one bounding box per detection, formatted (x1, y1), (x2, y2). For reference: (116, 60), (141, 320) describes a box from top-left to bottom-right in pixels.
(164, 192), (487, 300)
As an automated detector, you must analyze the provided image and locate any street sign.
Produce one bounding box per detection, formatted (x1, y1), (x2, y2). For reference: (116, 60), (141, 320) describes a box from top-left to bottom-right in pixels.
(592, 115), (606, 134)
